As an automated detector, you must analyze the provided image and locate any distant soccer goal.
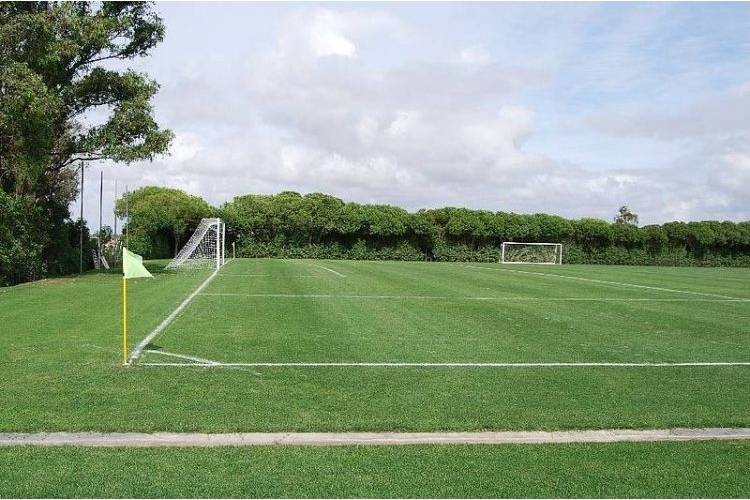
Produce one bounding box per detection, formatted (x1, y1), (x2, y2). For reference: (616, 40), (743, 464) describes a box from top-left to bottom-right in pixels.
(500, 242), (563, 265)
(166, 218), (226, 270)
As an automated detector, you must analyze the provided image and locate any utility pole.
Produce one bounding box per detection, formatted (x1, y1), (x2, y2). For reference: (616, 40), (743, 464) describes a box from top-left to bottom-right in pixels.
(114, 180), (118, 237)
(114, 180), (118, 266)
(98, 170), (103, 240)
(79, 162), (84, 274)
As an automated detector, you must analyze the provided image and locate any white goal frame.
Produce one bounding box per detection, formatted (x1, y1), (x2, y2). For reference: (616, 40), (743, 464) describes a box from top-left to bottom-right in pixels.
(165, 218), (226, 270)
(500, 242), (563, 265)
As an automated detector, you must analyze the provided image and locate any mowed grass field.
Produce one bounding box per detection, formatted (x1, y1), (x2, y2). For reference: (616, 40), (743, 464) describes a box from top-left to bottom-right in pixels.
(1, 258), (749, 497)
(148, 259), (750, 366)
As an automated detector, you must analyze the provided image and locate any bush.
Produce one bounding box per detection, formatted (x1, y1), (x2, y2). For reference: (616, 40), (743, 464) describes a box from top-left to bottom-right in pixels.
(0, 190), (92, 286)
(218, 192), (750, 268)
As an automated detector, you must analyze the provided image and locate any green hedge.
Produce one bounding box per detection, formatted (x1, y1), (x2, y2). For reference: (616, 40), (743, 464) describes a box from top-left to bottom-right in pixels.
(0, 190), (92, 286)
(220, 192), (750, 267)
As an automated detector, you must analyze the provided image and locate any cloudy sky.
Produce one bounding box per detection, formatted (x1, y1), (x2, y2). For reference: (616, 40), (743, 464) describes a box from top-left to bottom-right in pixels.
(77, 1), (750, 230)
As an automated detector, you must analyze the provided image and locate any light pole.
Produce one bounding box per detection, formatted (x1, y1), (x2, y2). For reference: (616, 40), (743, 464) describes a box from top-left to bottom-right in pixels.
(79, 162), (84, 274)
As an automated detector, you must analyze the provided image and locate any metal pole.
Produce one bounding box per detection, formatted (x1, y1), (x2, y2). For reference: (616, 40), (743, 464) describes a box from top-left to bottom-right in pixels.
(113, 180), (118, 265)
(79, 163), (84, 274)
(98, 170), (103, 240)
(222, 220), (226, 265)
(215, 219), (220, 271)
(114, 180), (118, 237)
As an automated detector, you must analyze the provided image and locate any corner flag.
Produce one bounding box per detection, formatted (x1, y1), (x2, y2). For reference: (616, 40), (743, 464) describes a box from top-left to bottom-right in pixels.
(122, 247), (153, 365)
(123, 247), (153, 279)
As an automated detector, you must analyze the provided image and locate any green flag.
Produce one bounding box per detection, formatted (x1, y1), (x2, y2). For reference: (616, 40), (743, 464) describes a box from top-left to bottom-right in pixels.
(122, 247), (153, 279)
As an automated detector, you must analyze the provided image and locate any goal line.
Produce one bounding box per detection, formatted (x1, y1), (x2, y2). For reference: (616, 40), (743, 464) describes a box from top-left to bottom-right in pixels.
(140, 362), (750, 368)
(138, 359), (750, 369)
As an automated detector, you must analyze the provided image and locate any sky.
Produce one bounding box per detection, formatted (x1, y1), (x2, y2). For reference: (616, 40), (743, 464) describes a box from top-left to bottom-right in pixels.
(75, 1), (750, 232)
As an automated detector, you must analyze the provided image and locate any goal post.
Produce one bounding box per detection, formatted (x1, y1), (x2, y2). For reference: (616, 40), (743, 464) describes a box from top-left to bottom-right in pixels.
(500, 242), (563, 265)
(166, 218), (226, 270)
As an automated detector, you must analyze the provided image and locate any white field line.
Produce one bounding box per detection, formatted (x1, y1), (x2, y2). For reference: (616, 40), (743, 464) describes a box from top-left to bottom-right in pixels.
(310, 263), (346, 277)
(218, 274), (320, 278)
(143, 349), (220, 366)
(464, 265), (741, 300)
(126, 263), (229, 366)
(216, 274), (270, 277)
(3, 428), (750, 447)
(139, 361), (750, 368)
(198, 292), (749, 302)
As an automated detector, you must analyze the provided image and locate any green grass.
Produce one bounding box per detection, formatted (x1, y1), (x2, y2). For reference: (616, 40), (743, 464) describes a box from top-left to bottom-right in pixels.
(2, 258), (749, 497)
(1, 441), (749, 498)
(0, 259), (749, 432)
(164, 261), (749, 364)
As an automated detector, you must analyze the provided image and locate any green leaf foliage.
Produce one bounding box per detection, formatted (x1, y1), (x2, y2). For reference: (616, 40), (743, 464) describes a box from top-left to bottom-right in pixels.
(0, 189), (91, 286)
(216, 192), (750, 266)
(0, 1), (172, 184)
(115, 186), (215, 259)
(0, 1), (171, 285)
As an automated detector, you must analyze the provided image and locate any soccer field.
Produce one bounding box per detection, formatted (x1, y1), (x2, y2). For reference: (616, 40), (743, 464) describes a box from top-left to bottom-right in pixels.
(2, 258), (750, 497)
(2, 258), (749, 433)
(131, 258), (750, 432)
(137, 259), (750, 369)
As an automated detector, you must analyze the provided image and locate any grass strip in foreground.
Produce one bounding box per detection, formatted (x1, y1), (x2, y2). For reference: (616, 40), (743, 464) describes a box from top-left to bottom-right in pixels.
(0, 440), (749, 498)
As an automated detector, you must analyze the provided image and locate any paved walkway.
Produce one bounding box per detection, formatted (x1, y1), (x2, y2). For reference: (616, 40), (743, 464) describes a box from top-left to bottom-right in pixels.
(1, 428), (749, 447)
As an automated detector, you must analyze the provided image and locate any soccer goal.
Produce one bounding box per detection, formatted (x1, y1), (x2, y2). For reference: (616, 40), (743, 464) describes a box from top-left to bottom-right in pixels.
(166, 218), (226, 270)
(500, 242), (563, 265)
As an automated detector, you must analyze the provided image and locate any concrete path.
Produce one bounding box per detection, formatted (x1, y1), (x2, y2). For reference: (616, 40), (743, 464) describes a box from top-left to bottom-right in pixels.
(1, 428), (749, 447)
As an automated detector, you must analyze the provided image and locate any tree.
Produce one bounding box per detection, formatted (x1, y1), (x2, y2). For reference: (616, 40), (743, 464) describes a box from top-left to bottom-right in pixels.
(304, 193), (344, 241)
(610, 221), (642, 248)
(0, 190), (45, 285)
(574, 217), (612, 248)
(0, 2), (172, 194)
(614, 205), (639, 226)
(115, 187), (214, 259)
(0, 2), (172, 284)
(219, 194), (275, 246)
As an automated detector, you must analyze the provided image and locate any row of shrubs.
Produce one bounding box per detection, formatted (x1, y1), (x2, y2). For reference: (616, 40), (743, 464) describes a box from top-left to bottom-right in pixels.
(115, 189), (750, 267)
(235, 238), (750, 267)
(219, 192), (750, 267)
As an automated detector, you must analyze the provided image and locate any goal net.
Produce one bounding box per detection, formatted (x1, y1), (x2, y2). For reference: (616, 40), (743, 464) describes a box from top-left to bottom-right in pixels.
(165, 218), (226, 270)
(500, 242), (563, 265)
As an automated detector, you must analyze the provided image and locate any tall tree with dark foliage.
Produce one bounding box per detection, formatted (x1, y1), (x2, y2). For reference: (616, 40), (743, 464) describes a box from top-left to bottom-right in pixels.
(0, 2), (172, 285)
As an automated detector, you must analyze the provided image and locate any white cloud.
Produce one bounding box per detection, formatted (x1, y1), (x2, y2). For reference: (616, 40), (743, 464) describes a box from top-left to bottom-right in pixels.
(308, 11), (357, 58)
(586, 81), (750, 140)
(584, 174), (641, 195)
(268, 8), (400, 67)
(715, 152), (750, 194)
(355, 115), (379, 145)
(215, 7), (553, 205)
(459, 45), (491, 66)
(168, 132), (204, 163)
(384, 110), (421, 137)
(74, 3), (750, 229)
